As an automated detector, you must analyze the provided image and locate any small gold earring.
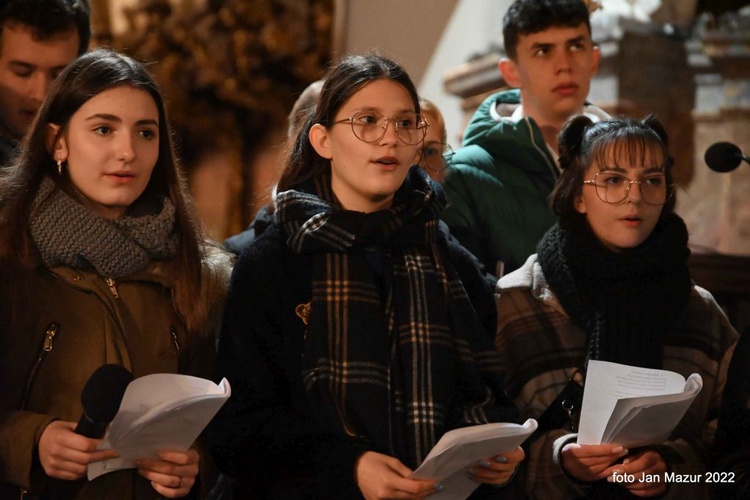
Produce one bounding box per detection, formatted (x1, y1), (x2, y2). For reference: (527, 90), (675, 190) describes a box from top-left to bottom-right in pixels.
(57, 158), (63, 176)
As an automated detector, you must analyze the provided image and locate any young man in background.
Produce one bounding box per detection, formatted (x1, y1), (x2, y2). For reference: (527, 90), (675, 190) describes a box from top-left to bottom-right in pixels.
(442, 0), (605, 276)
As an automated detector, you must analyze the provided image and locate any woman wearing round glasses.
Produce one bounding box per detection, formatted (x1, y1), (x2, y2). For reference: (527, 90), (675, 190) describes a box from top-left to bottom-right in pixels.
(494, 115), (738, 498)
(210, 54), (523, 499)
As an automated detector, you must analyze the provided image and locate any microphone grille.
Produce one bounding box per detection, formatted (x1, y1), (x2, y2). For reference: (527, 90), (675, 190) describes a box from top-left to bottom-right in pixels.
(705, 141), (742, 173)
(81, 364), (134, 423)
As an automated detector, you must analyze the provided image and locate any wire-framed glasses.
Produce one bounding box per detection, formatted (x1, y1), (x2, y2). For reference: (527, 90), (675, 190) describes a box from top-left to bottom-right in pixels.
(332, 110), (428, 145)
(582, 171), (674, 205)
(419, 142), (455, 173)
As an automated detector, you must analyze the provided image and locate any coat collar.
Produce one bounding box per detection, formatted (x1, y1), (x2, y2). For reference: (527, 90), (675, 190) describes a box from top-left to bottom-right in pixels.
(495, 253), (568, 317)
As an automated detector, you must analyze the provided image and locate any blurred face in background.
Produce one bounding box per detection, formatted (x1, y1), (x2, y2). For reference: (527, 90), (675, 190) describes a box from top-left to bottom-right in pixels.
(418, 109), (449, 184)
(0, 21), (79, 141)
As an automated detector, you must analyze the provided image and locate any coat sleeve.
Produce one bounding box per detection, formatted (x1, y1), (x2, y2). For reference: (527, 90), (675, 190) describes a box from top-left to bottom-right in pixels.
(443, 147), (536, 276)
(0, 410), (57, 491)
(0, 275), (57, 492)
(207, 229), (371, 497)
(638, 292), (738, 499)
(442, 158), (494, 273)
(496, 285), (741, 499)
(714, 324), (750, 498)
(494, 287), (592, 497)
(439, 225), (497, 339)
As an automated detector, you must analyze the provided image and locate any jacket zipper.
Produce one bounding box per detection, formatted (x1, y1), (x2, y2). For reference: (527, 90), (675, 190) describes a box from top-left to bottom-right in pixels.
(524, 117), (559, 180)
(20, 322), (59, 410)
(105, 277), (119, 298)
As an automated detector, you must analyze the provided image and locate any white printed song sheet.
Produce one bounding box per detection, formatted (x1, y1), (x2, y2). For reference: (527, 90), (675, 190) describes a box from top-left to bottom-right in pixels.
(410, 419), (537, 500)
(577, 360), (701, 448)
(88, 374), (230, 480)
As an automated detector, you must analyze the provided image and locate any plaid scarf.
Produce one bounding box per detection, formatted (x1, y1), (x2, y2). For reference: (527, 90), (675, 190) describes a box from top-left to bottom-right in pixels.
(276, 167), (510, 468)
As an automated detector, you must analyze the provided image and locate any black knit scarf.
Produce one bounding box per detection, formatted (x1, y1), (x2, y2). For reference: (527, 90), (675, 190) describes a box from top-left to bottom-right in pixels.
(29, 177), (179, 278)
(276, 167), (509, 468)
(537, 213), (692, 369)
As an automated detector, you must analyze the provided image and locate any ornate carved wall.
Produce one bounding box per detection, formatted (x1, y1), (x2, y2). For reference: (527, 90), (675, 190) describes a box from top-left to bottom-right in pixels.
(89, 0), (333, 239)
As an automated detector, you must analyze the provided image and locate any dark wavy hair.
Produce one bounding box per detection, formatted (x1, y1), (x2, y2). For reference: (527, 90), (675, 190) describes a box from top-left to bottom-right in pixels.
(550, 115), (676, 222)
(0, 0), (90, 55)
(276, 54), (420, 192)
(503, 0), (591, 60)
(0, 48), (210, 334)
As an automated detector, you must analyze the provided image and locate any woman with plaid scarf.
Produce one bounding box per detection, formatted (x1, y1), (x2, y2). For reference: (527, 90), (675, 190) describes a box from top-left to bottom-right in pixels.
(209, 54), (524, 499)
(494, 116), (738, 499)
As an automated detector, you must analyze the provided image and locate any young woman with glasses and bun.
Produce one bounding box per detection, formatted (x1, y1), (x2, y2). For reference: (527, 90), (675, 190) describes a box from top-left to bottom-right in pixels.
(209, 54), (523, 499)
(494, 115), (738, 499)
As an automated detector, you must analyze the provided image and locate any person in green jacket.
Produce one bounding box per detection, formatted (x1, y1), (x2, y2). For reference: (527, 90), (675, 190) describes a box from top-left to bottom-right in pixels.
(0, 48), (232, 499)
(442, 0), (606, 277)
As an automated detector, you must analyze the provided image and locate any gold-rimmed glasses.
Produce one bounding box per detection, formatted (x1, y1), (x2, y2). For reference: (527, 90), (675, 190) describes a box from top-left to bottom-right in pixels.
(582, 171), (674, 205)
(332, 110), (428, 145)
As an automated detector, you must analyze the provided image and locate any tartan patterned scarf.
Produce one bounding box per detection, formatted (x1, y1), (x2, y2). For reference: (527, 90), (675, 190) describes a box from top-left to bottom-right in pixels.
(275, 167), (509, 468)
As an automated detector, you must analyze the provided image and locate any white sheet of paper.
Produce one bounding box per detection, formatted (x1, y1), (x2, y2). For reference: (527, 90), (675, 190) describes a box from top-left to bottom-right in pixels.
(410, 419), (537, 500)
(601, 373), (702, 447)
(577, 360), (701, 447)
(87, 374), (230, 480)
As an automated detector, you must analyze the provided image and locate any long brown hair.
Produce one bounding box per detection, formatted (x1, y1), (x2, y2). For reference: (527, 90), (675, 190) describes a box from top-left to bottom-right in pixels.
(0, 48), (211, 335)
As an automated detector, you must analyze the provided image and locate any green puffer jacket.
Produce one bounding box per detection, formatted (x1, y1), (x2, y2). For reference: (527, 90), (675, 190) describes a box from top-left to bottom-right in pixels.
(442, 89), (608, 276)
(0, 248), (233, 499)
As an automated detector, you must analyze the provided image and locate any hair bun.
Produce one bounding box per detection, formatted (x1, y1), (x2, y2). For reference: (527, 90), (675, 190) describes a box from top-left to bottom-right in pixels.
(558, 115), (593, 170)
(642, 114), (669, 147)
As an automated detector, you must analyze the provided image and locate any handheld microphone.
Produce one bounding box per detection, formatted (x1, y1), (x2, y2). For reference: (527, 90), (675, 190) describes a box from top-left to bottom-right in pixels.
(704, 141), (750, 173)
(75, 364), (134, 438)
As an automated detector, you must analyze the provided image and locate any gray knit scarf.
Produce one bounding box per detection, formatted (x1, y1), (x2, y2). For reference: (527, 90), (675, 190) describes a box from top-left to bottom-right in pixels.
(30, 177), (179, 278)
(276, 167), (514, 468)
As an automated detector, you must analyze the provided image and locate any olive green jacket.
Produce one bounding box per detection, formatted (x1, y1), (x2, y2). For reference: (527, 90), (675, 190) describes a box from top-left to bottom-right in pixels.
(0, 248), (233, 499)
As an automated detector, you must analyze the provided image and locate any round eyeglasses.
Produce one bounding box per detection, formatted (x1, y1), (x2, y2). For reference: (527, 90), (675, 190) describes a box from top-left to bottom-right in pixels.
(332, 110), (428, 145)
(419, 142), (454, 174)
(582, 171), (674, 205)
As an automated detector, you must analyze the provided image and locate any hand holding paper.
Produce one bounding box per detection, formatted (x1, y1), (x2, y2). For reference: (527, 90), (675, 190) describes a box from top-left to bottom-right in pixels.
(410, 419), (537, 500)
(87, 374), (230, 480)
(577, 360), (702, 448)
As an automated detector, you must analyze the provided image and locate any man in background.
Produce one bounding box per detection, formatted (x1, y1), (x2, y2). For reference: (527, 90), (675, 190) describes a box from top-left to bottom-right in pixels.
(0, 0), (90, 166)
(442, 0), (606, 277)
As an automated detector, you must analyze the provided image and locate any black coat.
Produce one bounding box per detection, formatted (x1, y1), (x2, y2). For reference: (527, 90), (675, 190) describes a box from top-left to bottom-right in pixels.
(208, 221), (504, 499)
